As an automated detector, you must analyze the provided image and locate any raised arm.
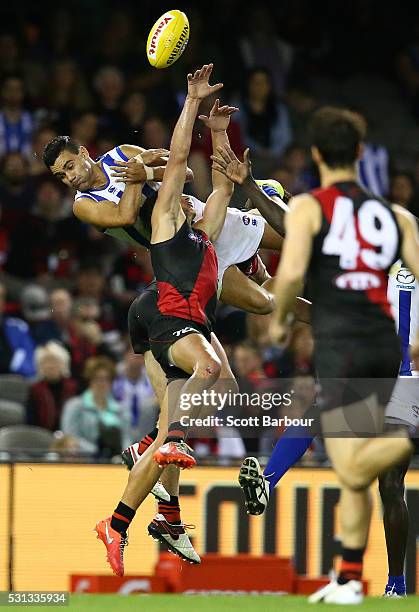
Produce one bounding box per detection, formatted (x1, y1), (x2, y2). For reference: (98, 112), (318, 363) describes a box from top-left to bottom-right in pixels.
(193, 99), (238, 241)
(151, 64), (222, 244)
(212, 145), (288, 236)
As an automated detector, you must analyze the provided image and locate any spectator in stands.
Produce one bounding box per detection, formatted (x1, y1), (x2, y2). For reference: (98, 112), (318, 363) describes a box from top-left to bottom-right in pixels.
(50, 288), (73, 344)
(272, 144), (316, 195)
(26, 341), (78, 431)
(61, 356), (130, 458)
(120, 91), (147, 145)
(0, 281), (35, 377)
(113, 350), (159, 443)
(111, 247), (154, 307)
(93, 65), (126, 139)
(69, 297), (114, 381)
(20, 284), (60, 346)
(237, 7), (295, 97)
(4, 178), (86, 282)
(75, 261), (122, 333)
(29, 127), (57, 177)
(357, 114), (389, 197)
(0, 75), (33, 159)
(70, 111), (99, 159)
(141, 116), (170, 150)
(0, 153), (33, 234)
(389, 171), (418, 212)
(233, 340), (266, 383)
(235, 67), (292, 175)
(47, 59), (93, 133)
(264, 323), (314, 378)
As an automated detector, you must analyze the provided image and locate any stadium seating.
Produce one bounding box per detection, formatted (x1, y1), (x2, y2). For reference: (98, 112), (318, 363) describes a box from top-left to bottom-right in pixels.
(0, 425), (53, 453)
(0, 400), (25, 427)
(0, 374), (30, 405)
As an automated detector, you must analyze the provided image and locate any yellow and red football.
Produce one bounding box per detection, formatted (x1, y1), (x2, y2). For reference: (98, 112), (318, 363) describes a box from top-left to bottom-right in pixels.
(146, 10), (189, 69)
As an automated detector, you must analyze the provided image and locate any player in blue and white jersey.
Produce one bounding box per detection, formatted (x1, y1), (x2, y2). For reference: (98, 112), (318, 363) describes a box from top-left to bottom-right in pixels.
(376, 260), (419, 597)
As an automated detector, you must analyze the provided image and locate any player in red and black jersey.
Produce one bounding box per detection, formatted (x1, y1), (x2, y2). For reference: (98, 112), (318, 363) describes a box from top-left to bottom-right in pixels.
(267, 107), (419, 604)
(95, 65), (239, 576)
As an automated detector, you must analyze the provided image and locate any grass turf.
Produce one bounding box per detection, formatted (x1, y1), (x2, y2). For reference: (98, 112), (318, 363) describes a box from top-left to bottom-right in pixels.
(7, 594), (419, 611)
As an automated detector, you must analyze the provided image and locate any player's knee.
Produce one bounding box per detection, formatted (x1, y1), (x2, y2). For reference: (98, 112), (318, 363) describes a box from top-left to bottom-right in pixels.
(195, 356), (222, 381)
(333, 458), (370, 491)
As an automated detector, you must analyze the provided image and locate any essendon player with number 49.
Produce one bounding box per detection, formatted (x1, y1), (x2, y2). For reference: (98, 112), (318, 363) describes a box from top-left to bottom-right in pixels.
(269, 107), (419, 605)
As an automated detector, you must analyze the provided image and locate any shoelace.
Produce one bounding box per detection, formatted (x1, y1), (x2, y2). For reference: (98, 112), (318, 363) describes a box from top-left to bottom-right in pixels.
(177, 441), (194, 455)
(153, 518), (196, 535)
(120, 534), (129, 557)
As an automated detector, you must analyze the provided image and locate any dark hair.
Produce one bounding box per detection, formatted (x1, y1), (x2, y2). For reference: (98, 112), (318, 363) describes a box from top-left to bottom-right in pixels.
(244, 67), (278, 121)
(308, 106), (366, 169)
(42, 135), (80, 168)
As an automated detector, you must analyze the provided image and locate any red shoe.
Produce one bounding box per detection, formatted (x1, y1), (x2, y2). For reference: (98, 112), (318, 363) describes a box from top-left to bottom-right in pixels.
(94, 517), (128, 576)
(153, 441), (196, 469)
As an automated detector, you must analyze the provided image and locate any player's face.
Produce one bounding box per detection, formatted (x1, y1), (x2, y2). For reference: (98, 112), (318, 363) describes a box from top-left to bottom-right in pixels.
(51, 149), (93, 190)
(180, 195), (196, 224)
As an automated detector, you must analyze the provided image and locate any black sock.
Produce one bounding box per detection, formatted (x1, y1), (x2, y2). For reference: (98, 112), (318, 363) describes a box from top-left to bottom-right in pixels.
(165, 421), (187, 443)
(337, 547), (365, 584)
(111, 501), (136, 534)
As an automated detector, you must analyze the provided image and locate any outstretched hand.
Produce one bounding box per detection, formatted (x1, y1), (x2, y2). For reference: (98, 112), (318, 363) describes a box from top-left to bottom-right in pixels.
(211, 145), (252, 185)
(198, 99), (239, 132)
(187, 63), (223, 100)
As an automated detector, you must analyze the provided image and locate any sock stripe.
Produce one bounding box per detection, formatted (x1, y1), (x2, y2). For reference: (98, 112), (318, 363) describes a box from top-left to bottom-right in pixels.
(167, 430), (185, 439)
(341, 561), (363, 570)
(112, 512), (131, 524)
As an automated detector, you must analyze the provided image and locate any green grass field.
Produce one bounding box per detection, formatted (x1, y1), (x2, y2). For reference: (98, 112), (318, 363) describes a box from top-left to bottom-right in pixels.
(6, 594), (419, 611)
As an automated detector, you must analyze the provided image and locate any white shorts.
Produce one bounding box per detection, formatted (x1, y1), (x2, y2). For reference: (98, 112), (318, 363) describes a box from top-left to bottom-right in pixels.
(189, 197), (266, 296)
(215, 208), (265, 292)
(385, 373), (419, 427)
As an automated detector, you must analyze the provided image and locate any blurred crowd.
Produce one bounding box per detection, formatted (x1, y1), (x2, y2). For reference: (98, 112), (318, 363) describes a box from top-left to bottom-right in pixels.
(0, 0), (418, 463)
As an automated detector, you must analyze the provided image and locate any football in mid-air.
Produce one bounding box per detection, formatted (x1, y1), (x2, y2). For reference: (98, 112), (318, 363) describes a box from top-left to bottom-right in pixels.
(146, 10), (189, 69)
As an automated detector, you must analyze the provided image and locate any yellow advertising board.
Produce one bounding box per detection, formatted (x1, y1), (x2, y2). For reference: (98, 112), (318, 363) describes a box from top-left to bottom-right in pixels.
(2, 464), (419, 595)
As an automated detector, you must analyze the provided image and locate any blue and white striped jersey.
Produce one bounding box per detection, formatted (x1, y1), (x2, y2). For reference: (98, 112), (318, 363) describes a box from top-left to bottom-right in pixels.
(75, 146), (161, 248)
(388, 260), (418, 375)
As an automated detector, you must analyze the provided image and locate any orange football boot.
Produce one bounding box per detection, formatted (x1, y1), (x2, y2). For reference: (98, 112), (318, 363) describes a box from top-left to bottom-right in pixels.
(153, 441), (196, 469)
(94, 517), (128, 576)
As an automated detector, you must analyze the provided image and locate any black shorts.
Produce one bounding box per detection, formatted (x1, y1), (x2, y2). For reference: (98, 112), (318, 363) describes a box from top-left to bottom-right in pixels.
(149, 314), (211, 379)
(315, 334), (401, 412)
(128, 282), (157, 355)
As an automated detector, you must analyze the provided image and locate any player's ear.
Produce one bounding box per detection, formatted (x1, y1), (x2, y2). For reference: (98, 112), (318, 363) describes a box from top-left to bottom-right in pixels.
(79, 145), (89, 159)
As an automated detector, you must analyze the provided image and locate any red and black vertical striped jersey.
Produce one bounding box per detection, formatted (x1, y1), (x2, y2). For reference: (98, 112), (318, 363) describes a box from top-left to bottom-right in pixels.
(150, 220), (218, 328)
(307, 181), (401, 340)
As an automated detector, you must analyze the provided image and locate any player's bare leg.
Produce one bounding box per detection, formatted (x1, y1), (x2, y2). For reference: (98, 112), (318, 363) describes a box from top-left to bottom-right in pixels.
(309, 401), (412, 604)
(220, 265), (274, 314)
(153, 332), (222, 468)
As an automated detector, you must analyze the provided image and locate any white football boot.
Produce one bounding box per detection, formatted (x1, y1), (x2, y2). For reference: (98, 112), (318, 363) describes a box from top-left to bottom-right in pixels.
(308, 579), (364, 605)
(148, 513), (201, 564)
(238, 457), (270, 515)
